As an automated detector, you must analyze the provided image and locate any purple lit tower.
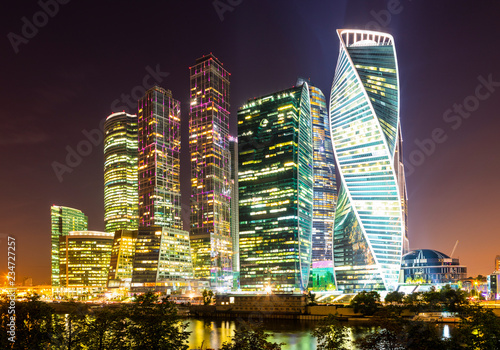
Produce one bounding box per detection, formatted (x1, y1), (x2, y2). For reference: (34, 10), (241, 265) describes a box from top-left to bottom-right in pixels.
(137, 86), (182, 229)
(189, 54), (232, 291)
(131, 86), (193, 292)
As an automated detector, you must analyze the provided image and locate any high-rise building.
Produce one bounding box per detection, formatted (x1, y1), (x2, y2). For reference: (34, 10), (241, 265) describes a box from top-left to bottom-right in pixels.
(189, 54), (232, 290)
(238, 84), (314, 293)
(131, 86), (193, 292)
(495, 255), (500, 272)
(107, 229), (138, 288)
(104, 112), (139, 233)
(130, 226), (193, 293)
(297, 78), (337, 264)
(229, 136), (239, 287)
(59, 231), (113, 293)
(329, 29), (407, 292)
(51, 205), (88, 287)
(138, 86), (182, 229)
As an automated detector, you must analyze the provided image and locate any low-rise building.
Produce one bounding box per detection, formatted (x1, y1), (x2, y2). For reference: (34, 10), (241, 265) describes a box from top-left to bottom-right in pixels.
(216, 294), (307, 314)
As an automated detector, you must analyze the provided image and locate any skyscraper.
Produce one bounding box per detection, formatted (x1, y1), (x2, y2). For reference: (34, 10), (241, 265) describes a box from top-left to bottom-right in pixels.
(137, 86), (182, 228)
(189, 54), (232, 290)
(51, 205), (88, 287)
(229, 136), (239, 287)
(130, 86), (193, 292)
(297, 79), (337, 263)
(104, 112), (138, 233)
(329, 29), (407, 292)
(238, 84), (313, 293)
(59, 231), (113, 294)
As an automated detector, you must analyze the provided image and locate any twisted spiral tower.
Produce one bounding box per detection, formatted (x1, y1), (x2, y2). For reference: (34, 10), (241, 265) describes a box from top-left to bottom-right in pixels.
(329, 29), (407, 292)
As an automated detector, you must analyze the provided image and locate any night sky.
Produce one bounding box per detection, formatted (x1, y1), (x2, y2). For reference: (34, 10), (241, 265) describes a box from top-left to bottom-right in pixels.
(2, 1), (500, 285)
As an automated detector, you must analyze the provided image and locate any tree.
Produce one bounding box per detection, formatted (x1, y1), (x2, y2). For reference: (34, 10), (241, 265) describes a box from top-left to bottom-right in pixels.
(438, 284), (468, 312)
(451, 303), (500, 350)
(311, 314), (350, 350)
(220, 321), (283, 350)
(384, 291), (405, 304)
(307, 291), (317, 306)
(355, 316), (450, 350)
(202, 289), (214, 306)
(350, 291), (381, 316)
(125, 291), (190, 350)
(0, 294), (56, 350)
(74, 307), (130, 350)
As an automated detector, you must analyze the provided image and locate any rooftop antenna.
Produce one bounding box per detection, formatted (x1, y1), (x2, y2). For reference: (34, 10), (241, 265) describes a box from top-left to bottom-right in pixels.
(451, 240), (459, 258)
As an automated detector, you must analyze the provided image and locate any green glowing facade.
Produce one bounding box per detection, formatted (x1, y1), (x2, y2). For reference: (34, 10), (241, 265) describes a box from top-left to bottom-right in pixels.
(104, 112), (138, 233)
(189, 54), (232, 290)
(59, 231), (113, 290)
(329, 29), (407, 292)
(238, 84), (313, 293)
(51, 205), (88, 287)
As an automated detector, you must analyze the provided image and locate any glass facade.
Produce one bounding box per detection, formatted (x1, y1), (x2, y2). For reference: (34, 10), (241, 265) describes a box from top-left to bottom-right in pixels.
(134, 86), (193, 292)
(238, 84), (313, 293)
(107, 229), (138, 288)
(138, 86), (182, 229)
(329, 29), (407, 292)
(401, 249), (467, 284)
(189, 54), (232, 290)
(229, 137), (239, 288)
(51, 205), (88, 287)
(104, 112), (138, 233)
(297, 79), (338, 265)
(59, 231), (113, 289)
(130, 226), (193, 292)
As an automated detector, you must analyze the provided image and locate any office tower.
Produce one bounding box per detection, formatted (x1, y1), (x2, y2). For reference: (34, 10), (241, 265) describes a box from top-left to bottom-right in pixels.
(131, 226), (193, 292)
(238, 83), (314, 293)
(137, 86), (182, 228)
(297, 78), (337, 263)
(229, 136), (239, 287)
(329, 29), (406, 292)
(51, 205), (88, 287)
(131, 86), (193, 292)
(107, 229), (138, 288)
(104, 112), (139, 233)
(189, 54), (232, 290)
(59, 231), (113, 293)
(495, 255), (500, 272)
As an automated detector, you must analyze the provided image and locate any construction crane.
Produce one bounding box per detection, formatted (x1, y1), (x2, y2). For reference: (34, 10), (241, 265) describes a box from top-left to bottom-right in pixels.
(450, 240), (459, 258)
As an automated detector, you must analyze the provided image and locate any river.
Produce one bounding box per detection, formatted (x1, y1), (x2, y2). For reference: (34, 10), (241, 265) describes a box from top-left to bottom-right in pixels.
(186, 318), (453, 349)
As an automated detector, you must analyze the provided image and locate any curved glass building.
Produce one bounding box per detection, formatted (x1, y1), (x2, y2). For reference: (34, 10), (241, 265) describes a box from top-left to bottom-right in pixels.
(104, 112), (138, 232)
(329, 29), (407, 292)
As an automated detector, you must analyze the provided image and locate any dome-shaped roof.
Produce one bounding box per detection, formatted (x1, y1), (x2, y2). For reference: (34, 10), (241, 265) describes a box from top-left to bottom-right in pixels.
(402, 249), (450, 261)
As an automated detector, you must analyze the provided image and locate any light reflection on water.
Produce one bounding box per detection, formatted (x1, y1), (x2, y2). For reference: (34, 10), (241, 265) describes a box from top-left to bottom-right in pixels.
(187, 318), (373, 350)
(186, 318), (456, 350)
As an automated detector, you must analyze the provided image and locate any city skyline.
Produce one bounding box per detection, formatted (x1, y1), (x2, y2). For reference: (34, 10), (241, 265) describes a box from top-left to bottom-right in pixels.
(2, 1), (500, 284)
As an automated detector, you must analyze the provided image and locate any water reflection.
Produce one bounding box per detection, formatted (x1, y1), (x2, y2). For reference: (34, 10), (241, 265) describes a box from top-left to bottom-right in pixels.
(186, 318), (455, 349)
